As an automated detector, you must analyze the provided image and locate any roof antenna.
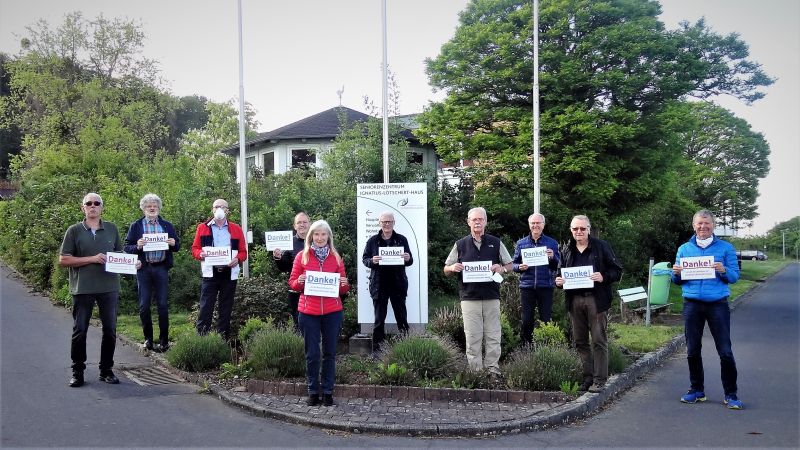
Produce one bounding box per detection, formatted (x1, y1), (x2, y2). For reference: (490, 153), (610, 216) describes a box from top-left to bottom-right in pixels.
(336, 85), (345, 106)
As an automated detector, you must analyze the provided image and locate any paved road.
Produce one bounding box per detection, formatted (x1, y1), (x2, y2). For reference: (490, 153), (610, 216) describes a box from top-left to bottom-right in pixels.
(2, 262), (798, 448)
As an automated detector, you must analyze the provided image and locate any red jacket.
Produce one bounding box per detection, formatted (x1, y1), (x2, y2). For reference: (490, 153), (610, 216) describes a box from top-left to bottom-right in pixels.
(191, 219), (248, 264)
(289, 250), (349, 316)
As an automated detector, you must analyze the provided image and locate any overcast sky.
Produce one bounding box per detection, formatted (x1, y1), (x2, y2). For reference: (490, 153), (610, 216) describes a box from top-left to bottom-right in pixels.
(1, 0), (797, 236)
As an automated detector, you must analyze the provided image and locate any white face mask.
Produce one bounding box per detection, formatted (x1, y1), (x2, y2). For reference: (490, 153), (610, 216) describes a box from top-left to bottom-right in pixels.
(213, 208), (226, 220)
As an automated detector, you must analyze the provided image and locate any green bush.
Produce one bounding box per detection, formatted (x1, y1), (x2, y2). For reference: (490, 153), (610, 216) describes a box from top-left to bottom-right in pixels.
(246, 325), (305, 379)
(450, 369), (492, 390)
(166, 332), (232, 372)
(230, 275), (292, 333)
(335, 354), (377, 385)
(533, 321), (568, 347)
(500, 312), (520, 360)
(504, 344), (582, 391)
(368, 362), (414, 386)
(238, 317), (271, 347)
(499, 273), (522, 334)
(382, 333), (462, 381)
(427, 305), (466, 351)
(608, 339), (631, 374)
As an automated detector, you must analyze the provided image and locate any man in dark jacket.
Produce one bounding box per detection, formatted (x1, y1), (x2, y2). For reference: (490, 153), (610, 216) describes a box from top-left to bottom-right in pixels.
(362, 212), (413, 352)
(555, 215), (622, 393)
(124, 193), (180, 352)
(273, 212), (310, 328)
(512, 213), (560, 344)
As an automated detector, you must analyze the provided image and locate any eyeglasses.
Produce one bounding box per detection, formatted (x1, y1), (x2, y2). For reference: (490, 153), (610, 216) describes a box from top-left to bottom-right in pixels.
(213, 205), (228, 210)
(84, 201), (102, 206)
(380, 220), (394, 224)
(571, 227), (588, 231)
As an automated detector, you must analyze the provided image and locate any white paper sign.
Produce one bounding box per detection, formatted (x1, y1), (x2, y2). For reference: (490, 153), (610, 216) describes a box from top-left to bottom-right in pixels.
(679, 256), (716, 280)
(202, 250), (239, 279)
(264, 231), (293, 251)
(561, 265), (594, 289)
(105, 252), (137, 275)
(462, 260), (493, 283)
(378, 246), (405, 265)
(142, 233), (169, 251)
(521, 247), (549, 266)
(203, 246), (231, 266)
(304, 270), (341, 298)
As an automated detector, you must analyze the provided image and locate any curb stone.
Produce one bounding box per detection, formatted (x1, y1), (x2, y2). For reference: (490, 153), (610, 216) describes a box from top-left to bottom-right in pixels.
(119, 264), (782, 437)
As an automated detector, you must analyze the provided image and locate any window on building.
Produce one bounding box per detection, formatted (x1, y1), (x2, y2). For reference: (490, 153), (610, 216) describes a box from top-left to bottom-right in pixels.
(291, 148), (316, 169)
(263, 152), (275, 175)
(245, 156), (256, 177)
(407, 151), (423, 165)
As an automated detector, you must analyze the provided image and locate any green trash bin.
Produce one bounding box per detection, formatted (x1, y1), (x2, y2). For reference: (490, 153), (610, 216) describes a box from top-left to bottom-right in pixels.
(649, 262), (672, 305)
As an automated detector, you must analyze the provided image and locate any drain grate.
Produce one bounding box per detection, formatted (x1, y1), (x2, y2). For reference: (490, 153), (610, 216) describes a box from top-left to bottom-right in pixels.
(124, 367), (185, 386)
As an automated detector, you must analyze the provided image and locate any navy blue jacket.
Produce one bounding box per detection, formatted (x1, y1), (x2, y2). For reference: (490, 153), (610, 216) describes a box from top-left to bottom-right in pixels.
(512, 233), (559, 289)
(124, 216), (181, 269)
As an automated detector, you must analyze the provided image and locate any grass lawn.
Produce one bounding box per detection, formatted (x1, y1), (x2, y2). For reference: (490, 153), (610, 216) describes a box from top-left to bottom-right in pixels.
(117, 312), (193, 344)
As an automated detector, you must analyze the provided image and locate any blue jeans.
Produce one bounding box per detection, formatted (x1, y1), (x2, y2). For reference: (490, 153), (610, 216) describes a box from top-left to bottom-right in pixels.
(298, 310), (343, 395)
(683, 298), (738, 395)
(137, 263), (169, 344)
(520, 287), (554, 344)
(71, 292), (118, 373)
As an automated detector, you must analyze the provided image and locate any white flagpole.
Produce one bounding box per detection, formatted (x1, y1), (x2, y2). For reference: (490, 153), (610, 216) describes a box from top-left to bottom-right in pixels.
(237, 0), (249, 277)
(533, 0), (540, 214)
(381, 0), (390, 183)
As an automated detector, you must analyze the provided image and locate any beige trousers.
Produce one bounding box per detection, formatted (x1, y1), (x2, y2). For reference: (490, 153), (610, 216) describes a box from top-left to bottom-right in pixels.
(460, 299), (502, 374)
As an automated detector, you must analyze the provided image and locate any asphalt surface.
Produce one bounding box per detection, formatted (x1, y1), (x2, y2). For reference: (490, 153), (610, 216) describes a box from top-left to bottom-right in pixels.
(2, 262), (798, 448)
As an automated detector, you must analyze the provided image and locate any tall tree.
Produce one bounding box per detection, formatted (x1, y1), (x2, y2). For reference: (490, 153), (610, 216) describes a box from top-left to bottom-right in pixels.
(663, 101), (769, 229)
(417, 0), (773, 233)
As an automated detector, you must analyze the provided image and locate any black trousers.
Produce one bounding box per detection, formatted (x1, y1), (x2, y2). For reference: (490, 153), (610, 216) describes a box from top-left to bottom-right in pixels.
(372, 292), (409, 351)
(197, 268), (237, 340)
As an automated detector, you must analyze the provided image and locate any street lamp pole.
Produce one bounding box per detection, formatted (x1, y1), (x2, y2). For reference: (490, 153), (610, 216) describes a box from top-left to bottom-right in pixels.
(782, 230), (787, 259)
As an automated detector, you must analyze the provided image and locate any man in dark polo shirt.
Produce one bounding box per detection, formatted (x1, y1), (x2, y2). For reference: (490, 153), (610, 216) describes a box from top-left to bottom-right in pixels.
(555, 214), (622, 393)
(59, 192), (126, 387)
(124, 193), (180, 353)
(444, 207), (512, 376)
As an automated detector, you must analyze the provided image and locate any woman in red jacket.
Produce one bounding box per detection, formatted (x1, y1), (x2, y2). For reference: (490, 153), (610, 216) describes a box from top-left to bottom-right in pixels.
(288, 219), (349, 407)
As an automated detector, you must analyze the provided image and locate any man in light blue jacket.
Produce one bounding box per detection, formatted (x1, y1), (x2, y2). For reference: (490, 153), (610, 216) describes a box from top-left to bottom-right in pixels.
(672, 209), (742, 409)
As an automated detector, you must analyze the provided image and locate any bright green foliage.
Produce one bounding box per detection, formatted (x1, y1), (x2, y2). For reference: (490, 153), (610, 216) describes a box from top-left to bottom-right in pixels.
(533, 321), (568, 347)
(504, 344), (582, 391)
(418, 0), (773, 238)
(166, 332), (232, 372)
(369, 362), (413, 386)
(560, 380), (580, 396)
(245, 326), (305, 379)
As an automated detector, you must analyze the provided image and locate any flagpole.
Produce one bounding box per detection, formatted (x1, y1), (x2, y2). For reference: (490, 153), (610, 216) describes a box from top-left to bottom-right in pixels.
(532, 0), (540, 214)
(237, 0), (249, 277)
(381, 0), (390, 183)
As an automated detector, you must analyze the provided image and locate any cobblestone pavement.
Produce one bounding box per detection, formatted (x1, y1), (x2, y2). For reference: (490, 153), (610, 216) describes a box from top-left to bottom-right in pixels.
(177, 332), (687, 437)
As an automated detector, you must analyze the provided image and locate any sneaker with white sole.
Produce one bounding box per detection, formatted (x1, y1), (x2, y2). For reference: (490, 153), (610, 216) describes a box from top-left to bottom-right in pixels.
(724, 394), (743, 409)
(680, 389), (707, 403)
